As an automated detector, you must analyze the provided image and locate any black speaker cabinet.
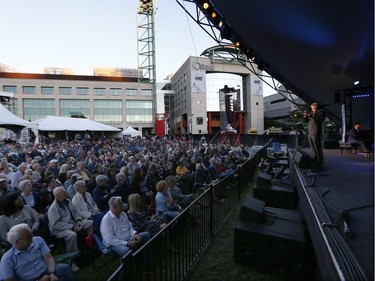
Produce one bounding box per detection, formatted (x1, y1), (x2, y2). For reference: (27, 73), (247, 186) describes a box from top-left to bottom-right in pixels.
(234, 207), (307, 279)
(256, 172), (272, 187)
(239, 196), (265, 223)
(253, 184), (297, 210)
(293, 149), (313, 169)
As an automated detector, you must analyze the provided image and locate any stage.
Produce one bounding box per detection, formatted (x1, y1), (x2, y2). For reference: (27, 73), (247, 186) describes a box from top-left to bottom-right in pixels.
(290, 148), (374, 280)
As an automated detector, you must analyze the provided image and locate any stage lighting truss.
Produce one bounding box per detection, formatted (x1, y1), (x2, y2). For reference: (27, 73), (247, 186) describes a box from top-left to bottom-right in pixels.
(176, 0), (313, 107)
(138, 0), (154, 14)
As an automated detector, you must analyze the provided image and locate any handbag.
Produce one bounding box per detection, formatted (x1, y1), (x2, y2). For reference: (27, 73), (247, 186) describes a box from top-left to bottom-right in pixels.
(84, 233), (95, 249)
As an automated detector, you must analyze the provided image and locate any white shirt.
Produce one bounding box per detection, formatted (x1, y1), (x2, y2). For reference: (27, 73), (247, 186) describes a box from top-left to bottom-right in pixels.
(72, 192), (99, 220)
(100, 210), (137, 247)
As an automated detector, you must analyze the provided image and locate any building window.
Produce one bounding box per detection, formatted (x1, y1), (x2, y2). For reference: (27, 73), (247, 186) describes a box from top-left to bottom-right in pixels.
(22, 86), (36, 94)
(59, 87), (72, 95)
(141, 89), (152, 96)
(110, 88), (122, 96)
(94, 99), (122, 125)
(41, 86), (54, 95)
(125, 88), (137, 96)
(77, 87), (89, 95)
(93, 88), (106, 95)
(3, 86), (16, 94)
(23, 99), (55, 121)
(60, 99), (90, 118)
(126, 100), (153, 123)
(196, 117), (204, 125)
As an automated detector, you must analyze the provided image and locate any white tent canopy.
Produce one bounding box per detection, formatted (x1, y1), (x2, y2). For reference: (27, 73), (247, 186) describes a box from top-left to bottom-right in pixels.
(33, 116), (121, 132)
(0, 102), (36, 130)
(0, 102), (37, 143)
(122, 126), (142, 137)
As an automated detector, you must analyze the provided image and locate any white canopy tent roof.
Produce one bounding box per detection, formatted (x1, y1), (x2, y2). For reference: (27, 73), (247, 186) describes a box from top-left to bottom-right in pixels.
(122, 126), (142, 137)
(33, 116), (121, 131)
(0, 102), (37, 143)
(0, 102), (36, 130)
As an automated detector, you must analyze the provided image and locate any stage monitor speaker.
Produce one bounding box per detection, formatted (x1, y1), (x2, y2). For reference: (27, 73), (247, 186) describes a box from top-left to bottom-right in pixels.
(256, 172), (272, 188)
(293, 149), (313, 169)
(240, 196), (265, 223)
(253, 184), (297, 210)
(234, 207), (308, 280)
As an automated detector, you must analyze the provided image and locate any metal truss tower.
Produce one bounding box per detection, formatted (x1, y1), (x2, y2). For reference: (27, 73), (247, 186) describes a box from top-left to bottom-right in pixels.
(137, 0), (157, 122)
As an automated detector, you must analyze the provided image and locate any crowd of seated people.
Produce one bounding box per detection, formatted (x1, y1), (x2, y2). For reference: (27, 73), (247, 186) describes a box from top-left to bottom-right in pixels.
(0, 136), (250, 273)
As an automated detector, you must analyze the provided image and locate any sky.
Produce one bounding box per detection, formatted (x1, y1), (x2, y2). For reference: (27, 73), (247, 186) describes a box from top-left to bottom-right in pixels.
(0, 0), (275, 95)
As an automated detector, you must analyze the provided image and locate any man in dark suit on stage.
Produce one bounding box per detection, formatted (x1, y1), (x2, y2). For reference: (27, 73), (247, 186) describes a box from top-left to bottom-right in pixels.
(304, 102), (325, 169)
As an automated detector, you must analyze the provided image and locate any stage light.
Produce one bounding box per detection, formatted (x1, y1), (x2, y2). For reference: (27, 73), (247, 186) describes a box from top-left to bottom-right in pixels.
(202, 2), (210, 9)
(211, 11), (217, 19)
(235, 41), (240, 48)
(218, 21), (223, 28)
(353, 80), (360, 86)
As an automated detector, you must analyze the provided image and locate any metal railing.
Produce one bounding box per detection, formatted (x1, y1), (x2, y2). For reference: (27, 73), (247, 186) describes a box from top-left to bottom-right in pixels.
(107, 145), (269, 281)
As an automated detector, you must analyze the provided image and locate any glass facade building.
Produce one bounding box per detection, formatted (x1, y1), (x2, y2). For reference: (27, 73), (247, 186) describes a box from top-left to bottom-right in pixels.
(0, 70), (155, 134)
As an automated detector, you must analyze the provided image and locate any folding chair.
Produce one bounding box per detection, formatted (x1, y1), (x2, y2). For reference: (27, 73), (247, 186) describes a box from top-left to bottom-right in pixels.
(91, 211), (117, 270)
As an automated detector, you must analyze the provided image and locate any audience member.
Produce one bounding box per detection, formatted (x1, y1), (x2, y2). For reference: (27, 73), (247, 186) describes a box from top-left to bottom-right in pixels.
(0, 176), (7, 200)
(155, 180), (181, 220)
(194, 163), (211, 191)
(58, 163), (70, 186)
(39, 176), (57, 213)
(18, 179), (43, 220)
(72, 180), (100, 220)
(93, 175), (116, 211)
(11, 163), (26, 191)
(114, 172), (131, 203)
(47, 159), (60, 179)
(0, 160), (13, 191)
(165, 175), (195, 208)
(47, 186), (93, 272)
(106, 166), (118, 189)
(130, 167), (147, 196)
(100, 196), (151, 258)
(0, 191), (40, 244)
(127, 193), (167, 236)
(76, 161), (90, 183)
(67, 173), (83, 200)
(0, 223), (74, 281)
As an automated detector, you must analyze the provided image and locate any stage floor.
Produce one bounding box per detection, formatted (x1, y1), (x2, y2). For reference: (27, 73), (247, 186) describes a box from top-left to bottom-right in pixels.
(293, 148), (374, 280)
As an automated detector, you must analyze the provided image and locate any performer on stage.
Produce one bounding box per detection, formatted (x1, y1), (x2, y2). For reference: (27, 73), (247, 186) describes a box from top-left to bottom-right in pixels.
(303, 102), (325, 169)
